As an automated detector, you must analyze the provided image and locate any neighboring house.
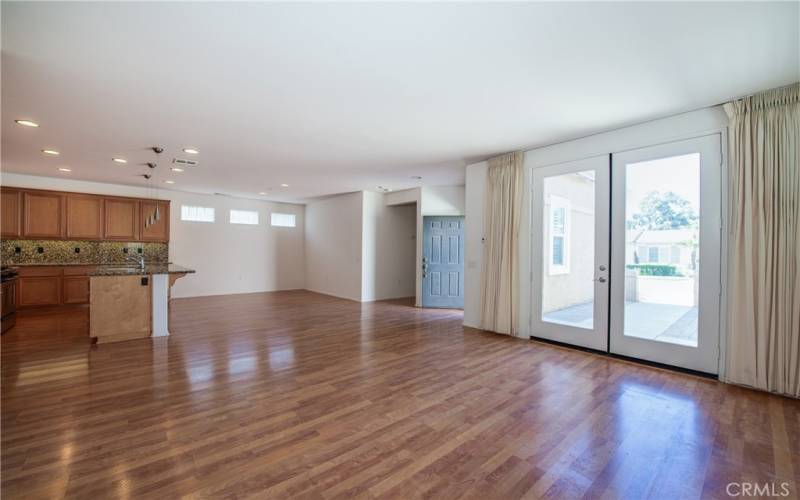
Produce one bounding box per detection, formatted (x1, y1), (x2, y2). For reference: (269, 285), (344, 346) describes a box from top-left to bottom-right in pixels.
(541, 172), (595, 314)
(626, 228), (697, 274)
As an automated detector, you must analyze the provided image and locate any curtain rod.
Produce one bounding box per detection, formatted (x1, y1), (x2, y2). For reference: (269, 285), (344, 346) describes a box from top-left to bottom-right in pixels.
(722, 81), (799, 105)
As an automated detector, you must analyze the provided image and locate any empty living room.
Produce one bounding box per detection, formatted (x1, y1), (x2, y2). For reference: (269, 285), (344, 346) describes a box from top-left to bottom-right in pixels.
(1, 2), (798, 499)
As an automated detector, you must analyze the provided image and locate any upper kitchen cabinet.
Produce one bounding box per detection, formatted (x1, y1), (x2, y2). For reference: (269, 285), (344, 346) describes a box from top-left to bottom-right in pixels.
(139, 200), (170, 242)
(103, 198), (139, 241)
(66, 193), (104, 239)
(1, 188), (22, 238)
(23, 191), (65, 239)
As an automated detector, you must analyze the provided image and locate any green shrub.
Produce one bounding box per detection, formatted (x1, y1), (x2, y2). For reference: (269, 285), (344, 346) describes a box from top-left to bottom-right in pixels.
(626, 264), (683, 277)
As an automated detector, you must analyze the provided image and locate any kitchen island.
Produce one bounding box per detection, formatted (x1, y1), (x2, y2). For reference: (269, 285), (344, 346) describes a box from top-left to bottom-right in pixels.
(89, 264), (194, 343)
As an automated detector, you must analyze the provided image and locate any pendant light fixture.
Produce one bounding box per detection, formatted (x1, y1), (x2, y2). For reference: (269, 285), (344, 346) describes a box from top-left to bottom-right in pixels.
(143, 146), (164, 228)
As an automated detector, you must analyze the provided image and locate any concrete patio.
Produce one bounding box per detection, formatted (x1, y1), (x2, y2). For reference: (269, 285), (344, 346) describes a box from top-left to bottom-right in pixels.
(543, 301), (698, 346)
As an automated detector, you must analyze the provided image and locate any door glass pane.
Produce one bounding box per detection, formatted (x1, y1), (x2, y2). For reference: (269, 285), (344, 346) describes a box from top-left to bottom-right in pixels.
(541, 170), (595, 329)
(624, 153), (699, 346)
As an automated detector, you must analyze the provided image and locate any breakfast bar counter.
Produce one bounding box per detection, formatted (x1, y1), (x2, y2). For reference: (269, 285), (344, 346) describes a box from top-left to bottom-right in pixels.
(89, 264), (195, 343)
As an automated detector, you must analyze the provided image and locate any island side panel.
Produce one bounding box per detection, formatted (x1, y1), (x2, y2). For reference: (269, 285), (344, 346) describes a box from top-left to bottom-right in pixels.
(151, 274), (169, 337)
(90, 275), (152, 343)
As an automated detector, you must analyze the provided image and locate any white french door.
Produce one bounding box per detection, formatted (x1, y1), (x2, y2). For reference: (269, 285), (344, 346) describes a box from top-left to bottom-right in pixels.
(531, 134), (722, 374)
(531, 155), (610, 351)
(609, 134), (721, 373)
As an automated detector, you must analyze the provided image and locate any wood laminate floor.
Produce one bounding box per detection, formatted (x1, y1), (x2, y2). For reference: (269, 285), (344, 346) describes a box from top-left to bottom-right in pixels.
(2, 291), (798, 499)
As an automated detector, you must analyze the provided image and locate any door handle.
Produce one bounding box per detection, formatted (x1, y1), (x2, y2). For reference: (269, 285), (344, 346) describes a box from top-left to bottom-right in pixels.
(594, 277), (607, 283)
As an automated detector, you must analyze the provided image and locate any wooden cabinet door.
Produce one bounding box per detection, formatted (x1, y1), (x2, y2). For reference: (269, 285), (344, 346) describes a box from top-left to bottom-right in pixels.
(18, 276), (61, 306)
(23, 191), (64, 238)
(104, 198), (138, 240)
(1, 188), (22, 238)
(66, 194), (103, 239)
(62, 276), (90, 304)
(139, 200), (170, 242)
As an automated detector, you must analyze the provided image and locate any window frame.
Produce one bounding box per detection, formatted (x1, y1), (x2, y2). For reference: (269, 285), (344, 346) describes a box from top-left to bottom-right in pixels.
(229, 209), (260, 225)
(180, 205), (216, 223)
(270, 212), (296, 228)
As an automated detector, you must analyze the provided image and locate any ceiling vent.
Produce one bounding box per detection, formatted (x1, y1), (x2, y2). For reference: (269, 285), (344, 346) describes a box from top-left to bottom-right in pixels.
(173, 157), (198, 167)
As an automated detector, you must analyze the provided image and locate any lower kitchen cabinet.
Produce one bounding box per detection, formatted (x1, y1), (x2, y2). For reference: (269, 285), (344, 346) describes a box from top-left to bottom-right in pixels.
(17, 266), (94, 308)
(18, 276), (61, 307)
(62, 276), (90, 304)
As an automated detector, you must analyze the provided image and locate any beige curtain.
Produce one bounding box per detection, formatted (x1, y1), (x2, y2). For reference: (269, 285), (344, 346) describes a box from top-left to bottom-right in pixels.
(480, 151), (524, 336)
(725, 83), (800, 397)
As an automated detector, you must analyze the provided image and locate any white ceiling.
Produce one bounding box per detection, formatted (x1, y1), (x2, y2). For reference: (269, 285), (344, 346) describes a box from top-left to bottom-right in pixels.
(2, 2), (798, 203)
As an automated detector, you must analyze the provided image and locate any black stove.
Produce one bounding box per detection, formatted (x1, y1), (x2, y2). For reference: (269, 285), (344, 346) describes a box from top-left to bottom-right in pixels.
(1, 266), (19, 283)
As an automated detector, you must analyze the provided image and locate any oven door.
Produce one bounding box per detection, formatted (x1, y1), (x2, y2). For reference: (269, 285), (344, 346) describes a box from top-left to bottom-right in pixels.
(1, 279), (17, 333)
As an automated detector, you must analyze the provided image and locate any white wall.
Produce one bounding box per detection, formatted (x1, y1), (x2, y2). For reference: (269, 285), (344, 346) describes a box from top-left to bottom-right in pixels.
(362, 191), (416, 301)
(304, 192), (363, 301)
(421, 186), (465, 215)
(167, 191), (305, 298)
(307, 188), (458, 304)
(464, 106), (729, 335)
(0, 172), (305, 298)
(464, 164), (488, 327)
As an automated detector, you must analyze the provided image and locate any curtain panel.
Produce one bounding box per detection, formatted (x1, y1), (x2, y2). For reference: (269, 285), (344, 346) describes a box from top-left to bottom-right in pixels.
(480, 151), (524, 336)
(724, 83), (800, 397)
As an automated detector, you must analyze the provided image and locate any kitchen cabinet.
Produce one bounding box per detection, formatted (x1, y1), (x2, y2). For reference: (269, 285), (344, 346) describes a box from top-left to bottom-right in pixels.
(66, 193), (104, 239)
(18, 270), (61, 306)
(104, 198), (139, 241)
(1, 188), (22, 238)
(23, 191), (64, 238)
(139, 200), (170, 242)
(62, 276), (90, 304)
(16, 266), (95, 308)
(62, 266), (93, 305)
(3, 187), (169, 242)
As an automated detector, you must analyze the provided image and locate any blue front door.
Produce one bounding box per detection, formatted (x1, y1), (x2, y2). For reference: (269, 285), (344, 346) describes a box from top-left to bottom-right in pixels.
(422, 216), (465, 308)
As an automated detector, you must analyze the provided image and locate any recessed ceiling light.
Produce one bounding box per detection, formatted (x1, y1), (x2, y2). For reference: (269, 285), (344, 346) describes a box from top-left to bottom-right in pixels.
(112, 158), (127, 164)
(258, 191), (268, 195)
(182, 148), (199, 155)
(280, 183), (289, 187)
(164, 180), (175, 184)
(15, 119), (39, 127)
(58, 167), (72, 172)
(41, 149), (60, 156)
(170, 167), (184, 172)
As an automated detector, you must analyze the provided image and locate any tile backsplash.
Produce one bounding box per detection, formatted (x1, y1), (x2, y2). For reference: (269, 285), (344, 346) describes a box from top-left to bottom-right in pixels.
(1, 240), (168, 265)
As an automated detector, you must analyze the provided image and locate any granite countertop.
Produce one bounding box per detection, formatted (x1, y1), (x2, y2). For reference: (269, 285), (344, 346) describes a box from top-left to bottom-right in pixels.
(11, 262), (171, 267)
(88, 264), (195, 276)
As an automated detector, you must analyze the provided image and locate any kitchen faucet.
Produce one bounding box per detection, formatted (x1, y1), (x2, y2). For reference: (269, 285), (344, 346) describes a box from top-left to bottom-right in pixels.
(126, 254), (146, 270)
